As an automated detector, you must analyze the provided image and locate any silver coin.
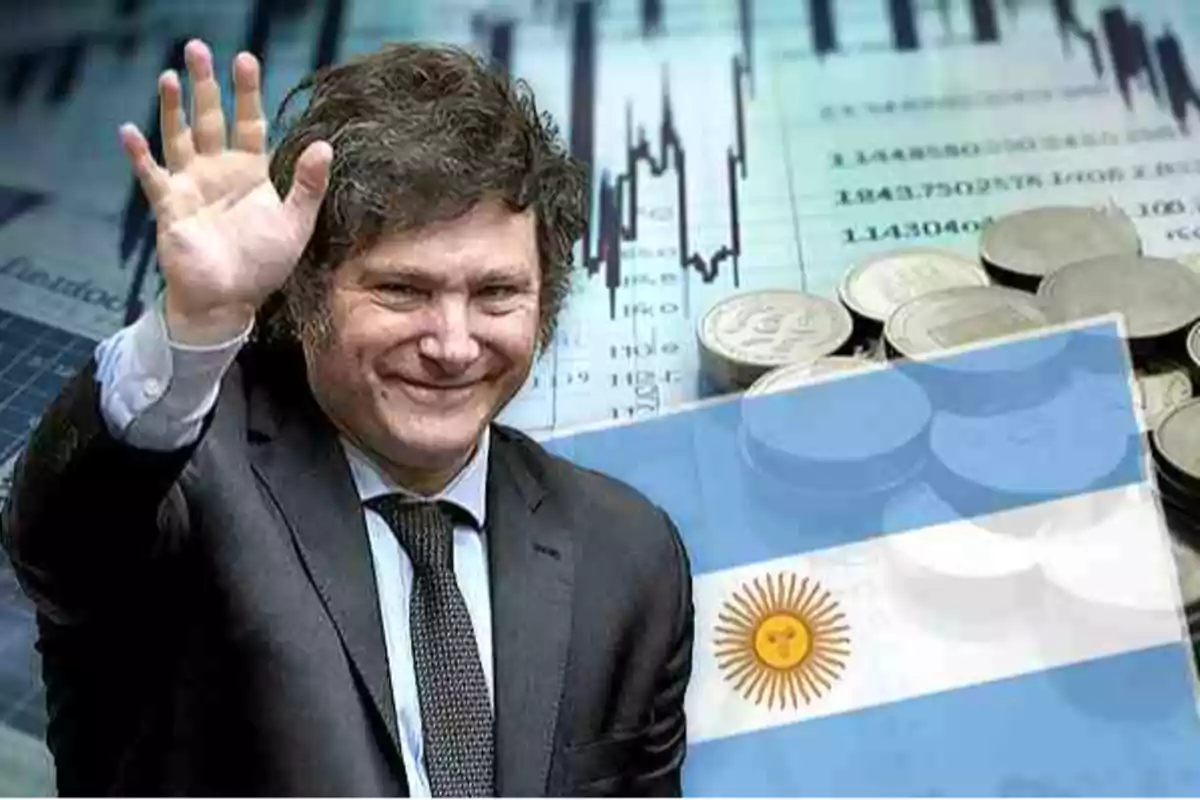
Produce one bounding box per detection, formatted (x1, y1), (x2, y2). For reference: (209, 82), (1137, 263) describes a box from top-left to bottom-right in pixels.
(1135, 362), (1193, 432)
(1188, 320), (1200, 371)
(1153, 398), (1200, 481)
(745, 355), (879, 397)
(1037, 255), (1200, 341)
(929, 370), (1133, 496)
(839, 247), (990, 324)
(739, 353), (930, 492)
(698, 290), (853, 392)
(979, 205), (1141, 280)
(884, 285), (1050, 362)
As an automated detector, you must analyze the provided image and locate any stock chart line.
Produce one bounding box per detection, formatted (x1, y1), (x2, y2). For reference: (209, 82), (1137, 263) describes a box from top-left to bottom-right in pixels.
(891, 0), (919, 51)
(1053, 0), (1103, 73)
(569, 1), (753, 320)
(1101, 9), (1200, 133)
(871, 0), (1199, 130)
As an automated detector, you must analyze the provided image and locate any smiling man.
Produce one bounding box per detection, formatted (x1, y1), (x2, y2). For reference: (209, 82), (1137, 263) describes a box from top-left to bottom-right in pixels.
(0, 39), (693, 797)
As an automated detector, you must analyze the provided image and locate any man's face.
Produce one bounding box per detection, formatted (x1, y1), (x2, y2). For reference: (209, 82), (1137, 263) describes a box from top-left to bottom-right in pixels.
(306, 199), (541, 485)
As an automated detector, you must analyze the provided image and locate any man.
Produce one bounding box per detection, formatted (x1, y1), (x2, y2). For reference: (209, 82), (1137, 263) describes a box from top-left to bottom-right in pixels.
(0, 39), (693, 796)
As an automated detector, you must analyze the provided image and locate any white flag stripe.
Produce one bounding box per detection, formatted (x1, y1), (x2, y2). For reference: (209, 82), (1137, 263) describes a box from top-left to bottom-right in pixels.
(686, 482), (1188, 744)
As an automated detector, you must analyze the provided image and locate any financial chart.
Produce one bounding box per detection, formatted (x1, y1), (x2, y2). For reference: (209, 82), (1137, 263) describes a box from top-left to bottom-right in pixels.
(0, 0), (1199, 788)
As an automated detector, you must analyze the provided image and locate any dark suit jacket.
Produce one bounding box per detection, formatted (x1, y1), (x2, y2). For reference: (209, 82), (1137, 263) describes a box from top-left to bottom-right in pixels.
(0, 346), (694, 797)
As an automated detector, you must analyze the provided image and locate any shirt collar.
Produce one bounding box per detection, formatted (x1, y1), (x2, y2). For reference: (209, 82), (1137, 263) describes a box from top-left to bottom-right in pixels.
(340, 427), (490, 529)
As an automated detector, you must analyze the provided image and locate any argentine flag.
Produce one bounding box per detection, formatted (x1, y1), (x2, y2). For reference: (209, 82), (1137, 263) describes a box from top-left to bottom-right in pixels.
(542, 318), (1200, 796)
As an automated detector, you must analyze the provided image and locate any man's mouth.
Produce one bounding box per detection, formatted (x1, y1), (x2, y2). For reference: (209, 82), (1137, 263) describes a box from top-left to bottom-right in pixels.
(392, 378), (478, 405)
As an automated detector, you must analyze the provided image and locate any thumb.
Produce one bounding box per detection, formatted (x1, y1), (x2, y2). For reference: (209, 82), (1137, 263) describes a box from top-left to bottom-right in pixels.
(282, 140), (333, 237)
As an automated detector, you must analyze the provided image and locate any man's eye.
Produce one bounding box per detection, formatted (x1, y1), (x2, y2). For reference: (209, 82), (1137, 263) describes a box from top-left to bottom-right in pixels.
(381, 283), (423, 297)
(478, 285), (518, 299)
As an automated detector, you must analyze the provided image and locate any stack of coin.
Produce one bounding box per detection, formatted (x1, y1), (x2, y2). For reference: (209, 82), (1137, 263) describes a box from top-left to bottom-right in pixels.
(1133, 361), (1194, 434)
(1036, 255), (1200, 366)
(837, 247), (991, 348)
(738, 355), (931, 501)
(883, 285), (1052, 359)
(697, 289), (854, 394)
(883, 285), (1065, 414)
(1186, 320), (1200, 382)
(744, 354), (875, 391)
(1150, 398), (1200, 551)
(978, 205), (1142, 292)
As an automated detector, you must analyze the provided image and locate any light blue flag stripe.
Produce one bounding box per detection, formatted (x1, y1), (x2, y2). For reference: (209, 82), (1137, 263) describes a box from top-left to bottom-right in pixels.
(682, 643), (1200, 796)
(543, 321), (1143, 575)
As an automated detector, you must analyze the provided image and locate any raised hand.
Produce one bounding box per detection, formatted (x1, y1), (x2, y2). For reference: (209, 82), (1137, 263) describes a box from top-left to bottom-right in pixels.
(119, 39), (332, 345)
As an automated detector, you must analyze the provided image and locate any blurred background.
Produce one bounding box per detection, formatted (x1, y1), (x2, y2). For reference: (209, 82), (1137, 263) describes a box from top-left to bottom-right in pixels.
(2, 0), (1199, 793)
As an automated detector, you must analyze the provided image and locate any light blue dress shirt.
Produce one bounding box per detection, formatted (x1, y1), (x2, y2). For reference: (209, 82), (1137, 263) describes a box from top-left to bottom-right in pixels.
(93, 304), (494, 799)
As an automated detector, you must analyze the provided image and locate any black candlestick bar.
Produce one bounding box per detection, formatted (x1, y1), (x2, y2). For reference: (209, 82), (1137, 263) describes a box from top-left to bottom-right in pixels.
(739, 0), (754, 93)
(1102, 8), (1157, 103)
(490, 20), (513, 74)
(568, 1), (595, 196)
(642, 0), (662, 37)
(889, 0), (919, 52)
(970, 0), (999, 43)
(1157, 30), (1200, 133)
(1099, 7), (1199, 131)
(810, 0), (836, 57)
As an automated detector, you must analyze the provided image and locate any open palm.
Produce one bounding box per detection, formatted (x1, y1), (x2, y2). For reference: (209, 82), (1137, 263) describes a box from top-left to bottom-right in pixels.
(120, 40), (331, 333)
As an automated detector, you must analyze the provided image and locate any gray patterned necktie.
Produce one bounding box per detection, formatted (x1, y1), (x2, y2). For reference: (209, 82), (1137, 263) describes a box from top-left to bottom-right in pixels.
(366, 496), (495, 798)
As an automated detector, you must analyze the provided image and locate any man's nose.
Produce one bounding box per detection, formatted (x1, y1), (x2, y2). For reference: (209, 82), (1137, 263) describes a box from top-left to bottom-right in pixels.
(419, 297), (480, 372)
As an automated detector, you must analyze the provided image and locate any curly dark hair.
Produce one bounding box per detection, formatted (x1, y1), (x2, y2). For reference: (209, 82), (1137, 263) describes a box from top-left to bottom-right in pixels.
(254, 42), (588, 356)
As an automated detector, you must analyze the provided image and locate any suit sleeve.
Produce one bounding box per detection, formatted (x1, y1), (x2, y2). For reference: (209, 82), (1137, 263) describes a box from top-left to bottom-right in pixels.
(1, 304), (247, 626)
(635, 509), (696, 797)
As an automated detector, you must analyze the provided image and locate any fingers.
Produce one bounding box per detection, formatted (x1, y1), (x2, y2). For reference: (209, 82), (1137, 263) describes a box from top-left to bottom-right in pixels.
(231, 52), (267, 153)
(158, 69), (195, 171)
(282, 140), (334, 237)
(156, 40), (262, 166)
(185, 40), (226, 155)
(119, 123), (171, 209)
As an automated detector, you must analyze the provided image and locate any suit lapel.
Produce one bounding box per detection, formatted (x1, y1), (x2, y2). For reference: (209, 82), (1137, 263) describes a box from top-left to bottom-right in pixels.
(487, 431), (576, 797)
(243, 375), (406, 782)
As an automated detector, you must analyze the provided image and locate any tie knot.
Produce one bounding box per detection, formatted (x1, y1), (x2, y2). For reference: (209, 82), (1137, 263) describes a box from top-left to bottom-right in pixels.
(366, 496), (455, 574)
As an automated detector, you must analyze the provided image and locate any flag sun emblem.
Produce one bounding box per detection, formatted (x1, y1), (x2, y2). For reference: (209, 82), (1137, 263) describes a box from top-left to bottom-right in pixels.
(714, 573), (850, 710)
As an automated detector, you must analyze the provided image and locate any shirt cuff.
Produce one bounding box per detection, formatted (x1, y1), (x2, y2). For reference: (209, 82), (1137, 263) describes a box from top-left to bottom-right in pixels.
(94, 299), (252, 449)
